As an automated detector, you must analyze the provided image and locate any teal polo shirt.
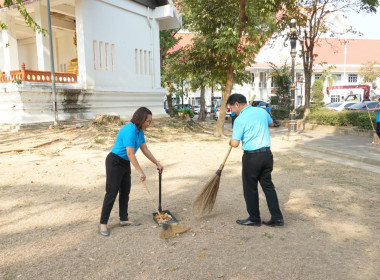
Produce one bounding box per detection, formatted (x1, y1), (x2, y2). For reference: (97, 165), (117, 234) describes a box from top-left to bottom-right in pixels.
(232, 105), (272, 151)
(111, 122), (146, 160)
(377, 103), (380, 122)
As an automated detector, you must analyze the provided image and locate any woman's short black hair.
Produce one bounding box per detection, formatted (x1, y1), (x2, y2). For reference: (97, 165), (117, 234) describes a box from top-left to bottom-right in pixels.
(130, 107), (152, 129)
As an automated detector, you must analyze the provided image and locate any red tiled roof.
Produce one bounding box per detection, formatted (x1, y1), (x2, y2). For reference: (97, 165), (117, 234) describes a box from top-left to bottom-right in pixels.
(168, 33), (380, 71)
(168, 32), (194, 53)
(314, 38), (380, 65)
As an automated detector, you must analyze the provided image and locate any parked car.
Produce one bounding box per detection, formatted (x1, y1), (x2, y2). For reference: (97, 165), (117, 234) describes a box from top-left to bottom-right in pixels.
(193, 105), (200, 115)
(215, 107), (231, 120)
(345, 101), (378, 111)
(326, 102), (357, 112)
(252, 100), (270, 109)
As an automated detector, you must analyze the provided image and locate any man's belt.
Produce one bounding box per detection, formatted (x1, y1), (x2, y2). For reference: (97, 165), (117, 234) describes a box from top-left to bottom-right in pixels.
(244, 147), (271, 154)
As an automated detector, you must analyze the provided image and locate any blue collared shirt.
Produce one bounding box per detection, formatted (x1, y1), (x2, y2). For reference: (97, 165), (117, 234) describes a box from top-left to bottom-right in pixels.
(111, 122), (146, 160)
(232, 105), (272, 151)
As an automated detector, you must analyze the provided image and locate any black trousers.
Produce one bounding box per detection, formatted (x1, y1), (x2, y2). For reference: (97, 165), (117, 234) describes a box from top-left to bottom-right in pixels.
(100, 152), (131, 224)
(242, 150), (283, 221)
(376, 122), (380, 138)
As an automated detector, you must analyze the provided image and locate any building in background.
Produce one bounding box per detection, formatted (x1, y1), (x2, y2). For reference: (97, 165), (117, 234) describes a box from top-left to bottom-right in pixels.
(171, 11), (380, 107)
(0, 0), (181, 125)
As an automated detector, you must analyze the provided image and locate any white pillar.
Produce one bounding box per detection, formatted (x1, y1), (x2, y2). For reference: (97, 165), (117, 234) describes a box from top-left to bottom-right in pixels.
(152, 19), (161, 89)
(35, 1), (51, 71)
(1, 14), (20, 74)
(266, 77), (271, 101)
(75, 0), (88, 88)
(254, 70), (260, 100)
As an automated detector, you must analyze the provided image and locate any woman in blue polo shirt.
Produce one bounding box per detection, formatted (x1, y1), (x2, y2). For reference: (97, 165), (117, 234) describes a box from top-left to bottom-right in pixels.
(99, 107), (163, 236)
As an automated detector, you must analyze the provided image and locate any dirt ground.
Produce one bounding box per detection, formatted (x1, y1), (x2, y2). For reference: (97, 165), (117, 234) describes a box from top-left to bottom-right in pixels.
(0, 117), (379, 280)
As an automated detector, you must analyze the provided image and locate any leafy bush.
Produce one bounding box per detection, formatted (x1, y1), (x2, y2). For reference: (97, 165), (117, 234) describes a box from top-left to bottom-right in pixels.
(269, 62), (291, 107)
(308, 108), (376, 130)
(178, 108), (194, 118)
(272, 107), (289, 120)
(270, 96), (279, 105)
(272, 106), (305, 120)
(311, 80), (324, 105)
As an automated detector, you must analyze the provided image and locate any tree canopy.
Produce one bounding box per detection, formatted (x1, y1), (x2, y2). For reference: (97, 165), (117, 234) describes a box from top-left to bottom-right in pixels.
(281, 0), (379, 115)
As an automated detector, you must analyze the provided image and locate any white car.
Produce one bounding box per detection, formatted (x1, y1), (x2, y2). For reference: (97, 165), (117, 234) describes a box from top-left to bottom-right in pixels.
(326, 102), (357, 112)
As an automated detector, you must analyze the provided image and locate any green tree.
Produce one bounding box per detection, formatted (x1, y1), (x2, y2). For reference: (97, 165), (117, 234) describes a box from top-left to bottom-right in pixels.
(1, 0), (46, 35)
(321, 65), (338, 87)
(269, 62), (292, 108)
(311, 79), (324, 105)
(359, 60), (380, 99)
(282, 0), (379, 117)
(180, 0), (296, 136)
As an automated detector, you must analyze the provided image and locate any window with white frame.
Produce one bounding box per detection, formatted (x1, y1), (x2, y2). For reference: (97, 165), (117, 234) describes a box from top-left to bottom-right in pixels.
(259, 72), (266, 88)
(314, 74), (322, 80)
(331, 95), (340, 103)
(333, 74), (341, 81)
(348, 74), (357, 83)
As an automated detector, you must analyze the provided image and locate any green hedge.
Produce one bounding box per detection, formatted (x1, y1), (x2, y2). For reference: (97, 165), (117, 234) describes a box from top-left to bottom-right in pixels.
(308, 108), (376, 130)
(272, 107), (305, 120)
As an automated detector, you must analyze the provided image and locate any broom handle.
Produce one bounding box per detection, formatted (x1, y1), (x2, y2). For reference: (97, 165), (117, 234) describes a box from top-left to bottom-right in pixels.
(219, 146), (232, 170)
(142, 181), (165, 224)
(366, 105), (375, 131)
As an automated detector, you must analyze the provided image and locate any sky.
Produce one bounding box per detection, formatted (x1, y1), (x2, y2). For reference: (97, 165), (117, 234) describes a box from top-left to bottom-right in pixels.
(345, 10), (380, 39)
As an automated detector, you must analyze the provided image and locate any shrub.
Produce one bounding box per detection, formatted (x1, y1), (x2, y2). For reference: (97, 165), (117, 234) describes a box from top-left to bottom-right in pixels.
(308, 108), (376, 130)
(311, 80), (324, 105)
(272, 107), (290, 120)
(178, 108), (194, 118)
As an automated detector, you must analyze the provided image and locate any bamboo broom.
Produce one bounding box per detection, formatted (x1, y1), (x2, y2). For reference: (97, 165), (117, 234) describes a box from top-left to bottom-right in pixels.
(192, 146), (233, 218)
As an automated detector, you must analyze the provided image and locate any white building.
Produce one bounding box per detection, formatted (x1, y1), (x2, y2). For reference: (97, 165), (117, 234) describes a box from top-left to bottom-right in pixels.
(0, 0), (181, 124)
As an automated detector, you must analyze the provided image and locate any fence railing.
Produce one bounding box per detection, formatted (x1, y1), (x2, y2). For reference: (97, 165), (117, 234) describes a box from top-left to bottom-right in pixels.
(0, 63), (77, 84)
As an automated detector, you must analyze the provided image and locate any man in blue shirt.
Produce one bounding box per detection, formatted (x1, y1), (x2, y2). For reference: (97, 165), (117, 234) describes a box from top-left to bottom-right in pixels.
(369, 97), (380, 139)
(228, 94), (284, 227)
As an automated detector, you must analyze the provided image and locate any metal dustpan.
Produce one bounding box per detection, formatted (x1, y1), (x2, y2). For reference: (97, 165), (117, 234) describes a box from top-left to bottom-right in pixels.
(152, 172), (178, 225)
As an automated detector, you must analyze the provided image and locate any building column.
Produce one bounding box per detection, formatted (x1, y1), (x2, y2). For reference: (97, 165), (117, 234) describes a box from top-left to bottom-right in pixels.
(1, 14), (20, 74)
(34, 1), (51, 71)
(75, 0), (88, 88)
(265, 76), (271, 101)
(254, 70), (260, 100)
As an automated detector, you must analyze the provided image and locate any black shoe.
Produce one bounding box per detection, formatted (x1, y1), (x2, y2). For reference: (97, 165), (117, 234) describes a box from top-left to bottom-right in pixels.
(236, 218), (261, 226)
(262, 218), (284, 227)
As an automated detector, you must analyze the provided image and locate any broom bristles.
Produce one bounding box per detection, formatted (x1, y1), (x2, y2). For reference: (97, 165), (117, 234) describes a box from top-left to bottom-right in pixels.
(160, 224), (191, 239)
(192, 172), (221, 218)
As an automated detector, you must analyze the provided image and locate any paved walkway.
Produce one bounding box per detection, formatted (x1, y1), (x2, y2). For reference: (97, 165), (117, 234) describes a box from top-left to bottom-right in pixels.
(223, 121), (380, 172)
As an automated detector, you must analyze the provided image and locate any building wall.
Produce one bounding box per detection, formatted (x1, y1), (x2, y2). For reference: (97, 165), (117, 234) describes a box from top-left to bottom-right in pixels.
(56, 32), (77, 73)
(76, 0), (161, 92)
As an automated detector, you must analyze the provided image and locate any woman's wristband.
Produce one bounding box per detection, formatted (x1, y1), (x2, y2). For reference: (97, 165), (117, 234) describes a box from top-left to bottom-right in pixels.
(155, 161), (160, 166)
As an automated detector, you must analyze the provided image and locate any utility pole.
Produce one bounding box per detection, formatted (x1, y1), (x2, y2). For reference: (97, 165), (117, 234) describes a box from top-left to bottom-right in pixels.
(47, 0), (58, 125)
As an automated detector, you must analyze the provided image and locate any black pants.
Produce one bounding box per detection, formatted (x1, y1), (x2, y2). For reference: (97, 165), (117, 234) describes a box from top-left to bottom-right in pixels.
(242, 150), (283, 221)
(100, 152), (131, 224)
(376, 122), (380, 138)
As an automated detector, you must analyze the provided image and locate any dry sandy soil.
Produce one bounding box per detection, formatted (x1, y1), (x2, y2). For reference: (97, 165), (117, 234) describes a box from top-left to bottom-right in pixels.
(0, 117), (379, 280)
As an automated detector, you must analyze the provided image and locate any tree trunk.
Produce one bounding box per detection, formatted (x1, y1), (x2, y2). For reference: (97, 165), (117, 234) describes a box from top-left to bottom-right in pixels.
(167, 83), (174, 117)
(214, 67), (234, 137)
(198, 86), (206, 121)
(303, 70), (312, 117)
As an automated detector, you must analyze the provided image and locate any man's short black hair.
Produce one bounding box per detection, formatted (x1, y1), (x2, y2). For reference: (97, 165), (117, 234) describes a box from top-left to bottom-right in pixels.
(227, 93), (247, 105)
